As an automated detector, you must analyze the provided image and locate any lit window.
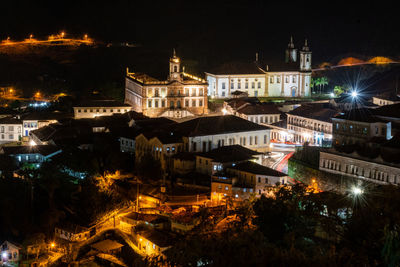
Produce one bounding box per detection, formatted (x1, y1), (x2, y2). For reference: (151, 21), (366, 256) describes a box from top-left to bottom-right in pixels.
(225, 186), (228, 190)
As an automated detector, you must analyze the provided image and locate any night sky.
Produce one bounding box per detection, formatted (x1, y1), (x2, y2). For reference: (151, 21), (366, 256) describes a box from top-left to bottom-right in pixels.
(1, 1), (399, 64)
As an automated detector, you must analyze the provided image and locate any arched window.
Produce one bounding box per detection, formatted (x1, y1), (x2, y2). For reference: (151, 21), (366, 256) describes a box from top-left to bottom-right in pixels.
(174, 66), (178, 72)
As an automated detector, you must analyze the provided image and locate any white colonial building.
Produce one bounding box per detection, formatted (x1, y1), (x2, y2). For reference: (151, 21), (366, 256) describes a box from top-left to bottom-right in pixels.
(287, 103), (339, 145)
(73, 98), (132, 119)
(0, 117), (22, 144)
(206, 38), (312, 98)
(320, 148), (400, 185)
(125, 51), (208, 118)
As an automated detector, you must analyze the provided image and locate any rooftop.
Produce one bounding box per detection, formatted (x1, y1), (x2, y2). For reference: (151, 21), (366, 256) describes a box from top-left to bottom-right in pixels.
(91, 239), (124, 252)
(333, 108), (384, 123)
(237, 103), (281, 115)
(123, 212), (166, 224)
(288, 103), (340, 123)
(21, 111), (72, 121)
(0, 116), (22, 124)
(228, 161), (287, 177)
(207, 61), (266, 75)
(74, 99), (131, 108)
(373, 103), (400, 119)
(173, 115), (270, 137)
(197, 145), (262, 163)
(138, 229), (174, 248)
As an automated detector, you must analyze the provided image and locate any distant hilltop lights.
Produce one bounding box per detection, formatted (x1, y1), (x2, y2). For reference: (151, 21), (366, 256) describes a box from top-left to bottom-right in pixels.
(0, 32), (94, 46)
(315, 56), (400, 71)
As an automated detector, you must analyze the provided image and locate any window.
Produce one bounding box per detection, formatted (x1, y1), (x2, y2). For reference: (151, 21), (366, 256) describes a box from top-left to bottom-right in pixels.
(199, 100), (203, 106)
(185, 88), (189, 96)
(251, 82), (255, 89)
(245, 82), (248, 89)
(84, 109), (87, 112)
(250, 136), (253, 145)
(148, 100), (152, 108)
(285, 76), (289, 83)
(155, 100), (159, 108)
(270, 76), (273, 83)
(9, 134), (13, 139)
(192, 100), (196, 107)
(192, 88), (197, 96)
(293, 76), (297, 83)
(185, 100), (189, 107)
(264, 135), (267, 144)
(162, 100), (166, 107)
(78, 109), (81, 112)
(258, 81), (261, 88)
(231, 83), (234, 89)
(110, 109), (113, 112)
(222, 82), (226, 89)
(199, 88), (204, 96)
(277, 76), (281, 83)
(103, 109), (107, 112)
(255, 136), (258, 145)
(174, 66), (177, 72)
(170, 101), (174, 108)
(238, 82), (241, 89)
(225, 186), (229, 190)
(258, 177), (261, 183)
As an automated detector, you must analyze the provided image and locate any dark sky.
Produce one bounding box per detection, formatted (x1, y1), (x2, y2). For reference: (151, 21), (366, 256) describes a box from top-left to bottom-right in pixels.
(1, 1), (399, 64)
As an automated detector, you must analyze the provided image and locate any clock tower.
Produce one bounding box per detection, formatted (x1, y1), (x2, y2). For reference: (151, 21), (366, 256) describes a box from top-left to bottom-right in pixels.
(169, 49), (182, 82)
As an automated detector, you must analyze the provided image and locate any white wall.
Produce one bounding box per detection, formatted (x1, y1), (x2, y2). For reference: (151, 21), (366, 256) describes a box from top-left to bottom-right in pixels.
(0, 124), (22, 143)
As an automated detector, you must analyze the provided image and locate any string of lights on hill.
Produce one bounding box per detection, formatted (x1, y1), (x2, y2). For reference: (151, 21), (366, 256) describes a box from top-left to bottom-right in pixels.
(0, 32), (94, 47)
(315, 56), (399, 71)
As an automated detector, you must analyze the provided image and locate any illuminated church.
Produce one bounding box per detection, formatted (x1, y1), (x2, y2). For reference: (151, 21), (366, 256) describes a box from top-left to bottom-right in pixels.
(206, 37), (312, 98)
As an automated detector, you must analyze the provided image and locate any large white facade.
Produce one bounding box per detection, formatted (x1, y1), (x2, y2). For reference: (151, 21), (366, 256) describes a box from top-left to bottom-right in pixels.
(206, 38), (312, 98)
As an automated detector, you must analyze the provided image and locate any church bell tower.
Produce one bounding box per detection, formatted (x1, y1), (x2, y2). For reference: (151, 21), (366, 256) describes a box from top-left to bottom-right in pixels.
(169, 49), (182, 81)
(285, 36), (297, 63)
(300, 39), (312, 71)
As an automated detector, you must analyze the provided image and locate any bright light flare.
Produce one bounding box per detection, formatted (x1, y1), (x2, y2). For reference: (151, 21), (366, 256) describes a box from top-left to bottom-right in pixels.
(29, 140), (37, 146)
(221, 108), (228, 115)
(352, 186), (363, 195)
(50, 242), (55, 248)
(351, 91), (358, 98)
(2, 252), (8, 258)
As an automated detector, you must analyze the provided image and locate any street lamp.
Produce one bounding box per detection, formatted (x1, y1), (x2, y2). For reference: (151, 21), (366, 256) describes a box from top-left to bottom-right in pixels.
(351, 186), (363, 195)
(221, 108), (227, 115)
